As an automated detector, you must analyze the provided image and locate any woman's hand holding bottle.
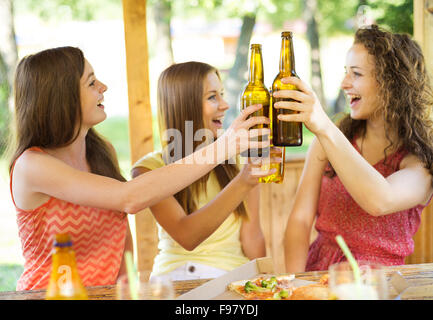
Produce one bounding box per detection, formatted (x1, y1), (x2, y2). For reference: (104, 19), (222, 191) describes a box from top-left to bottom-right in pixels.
(238, 147), (282, 187)
(273, 77), (332, 136)
(216, 104), (271, 162)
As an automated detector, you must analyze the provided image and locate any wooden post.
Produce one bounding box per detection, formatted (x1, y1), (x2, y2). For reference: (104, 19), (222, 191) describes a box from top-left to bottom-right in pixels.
(414, 0), (433, 75)
(122, 0), (159, 271)
(406, 0), (433, 264)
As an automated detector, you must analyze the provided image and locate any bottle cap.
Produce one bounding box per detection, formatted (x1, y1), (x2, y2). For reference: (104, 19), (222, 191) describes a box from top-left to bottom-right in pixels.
(250, 43), (262, 49)
(281, 31), (293, 37)
(53, 233), (73, 247)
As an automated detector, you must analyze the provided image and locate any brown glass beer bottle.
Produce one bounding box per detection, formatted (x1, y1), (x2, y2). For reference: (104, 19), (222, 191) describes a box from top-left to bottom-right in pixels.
(272, 31), (302, 146)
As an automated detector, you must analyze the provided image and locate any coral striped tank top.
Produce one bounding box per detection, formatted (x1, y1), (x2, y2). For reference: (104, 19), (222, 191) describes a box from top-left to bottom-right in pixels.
(10, 147), (127, 290)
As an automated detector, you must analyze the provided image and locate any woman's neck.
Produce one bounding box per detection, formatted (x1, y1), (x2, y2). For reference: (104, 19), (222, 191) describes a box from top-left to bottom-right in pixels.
(366, 114), (397, 140)
(362, 117), (399, 156)
(45, 129), (90, 171)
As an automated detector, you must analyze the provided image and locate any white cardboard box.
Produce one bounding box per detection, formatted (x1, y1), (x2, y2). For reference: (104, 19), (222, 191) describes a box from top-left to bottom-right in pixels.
(177, 257), (315, 300)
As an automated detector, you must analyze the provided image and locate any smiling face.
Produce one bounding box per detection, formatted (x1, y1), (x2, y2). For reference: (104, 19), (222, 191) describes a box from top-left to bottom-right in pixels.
(341, 44), (382, 121)
(79, 59), (108, 129)
(202, 71), (229, 138)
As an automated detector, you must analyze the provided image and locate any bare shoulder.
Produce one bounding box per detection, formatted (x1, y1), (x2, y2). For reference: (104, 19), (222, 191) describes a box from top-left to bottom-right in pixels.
(400, 152), (433, 182)
(398, 153), (433, 205)
(400, 153), (431, 172)
(13, 149), (69, 187)
(13, 149), (51, 178)
(12, 149), (56, 209)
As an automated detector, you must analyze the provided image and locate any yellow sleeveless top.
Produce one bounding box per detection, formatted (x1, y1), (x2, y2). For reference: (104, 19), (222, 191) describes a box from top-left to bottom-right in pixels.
(133, 150), (249, 276)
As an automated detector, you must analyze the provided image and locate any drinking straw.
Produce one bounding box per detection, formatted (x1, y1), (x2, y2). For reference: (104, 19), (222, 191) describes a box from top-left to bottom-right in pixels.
(125, 251), (139, 300)
(335, 235), (361, 284)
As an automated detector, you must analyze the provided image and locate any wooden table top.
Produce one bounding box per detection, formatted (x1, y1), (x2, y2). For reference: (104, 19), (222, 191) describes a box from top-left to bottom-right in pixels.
(1, 263), (433, 300)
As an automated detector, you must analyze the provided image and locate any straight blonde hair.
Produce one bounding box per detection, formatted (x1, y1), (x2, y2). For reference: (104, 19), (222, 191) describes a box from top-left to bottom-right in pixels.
(157, 61), (247, 218)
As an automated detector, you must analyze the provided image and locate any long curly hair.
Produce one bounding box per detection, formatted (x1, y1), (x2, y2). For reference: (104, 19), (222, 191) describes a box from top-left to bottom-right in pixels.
(327, 25), (433, 184)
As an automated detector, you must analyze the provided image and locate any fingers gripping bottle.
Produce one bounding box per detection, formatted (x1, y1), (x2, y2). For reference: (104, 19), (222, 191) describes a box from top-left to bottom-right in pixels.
(272, 31), (303, 147)
(240, 43), (285, 183)
(46, 233), (88, 300)
(258, 145), (285, 184)
(240, 43), (270, 158)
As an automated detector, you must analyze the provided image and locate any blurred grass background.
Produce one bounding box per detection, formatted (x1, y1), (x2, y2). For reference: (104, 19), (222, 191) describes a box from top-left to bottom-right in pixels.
(95, 116), (133, 180)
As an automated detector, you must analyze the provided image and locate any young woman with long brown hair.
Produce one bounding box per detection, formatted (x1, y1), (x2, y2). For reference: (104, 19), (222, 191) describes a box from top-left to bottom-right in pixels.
(9, 47), (270, 290)
(281, 25), (433, 272)
(132, 61), (276, 280)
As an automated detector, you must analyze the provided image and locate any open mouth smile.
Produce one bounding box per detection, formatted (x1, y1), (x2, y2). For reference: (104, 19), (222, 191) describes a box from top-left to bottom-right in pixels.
(347, 94), (361, 107)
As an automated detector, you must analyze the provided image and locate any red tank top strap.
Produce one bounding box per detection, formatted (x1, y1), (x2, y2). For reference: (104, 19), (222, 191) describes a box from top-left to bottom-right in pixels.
(390, 147), (409, 169)
(352, 135), (409, 170)
(9, 147), (46, 208)
(27, 146), (44, 152)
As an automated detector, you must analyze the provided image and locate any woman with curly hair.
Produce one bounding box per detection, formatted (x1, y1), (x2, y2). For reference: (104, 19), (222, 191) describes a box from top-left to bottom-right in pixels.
(282, 25), (433, 272)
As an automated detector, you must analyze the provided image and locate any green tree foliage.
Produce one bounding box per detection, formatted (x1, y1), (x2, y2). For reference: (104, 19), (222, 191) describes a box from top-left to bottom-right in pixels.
(368, 0), (413, 34)
(0, 0), (16, 155)
(0, 57), (10, 154)
(262, 0), (303, 28)
(317, 0), (360, 35)
(172, 0), (258, 19)
(15, 0), (122, 21)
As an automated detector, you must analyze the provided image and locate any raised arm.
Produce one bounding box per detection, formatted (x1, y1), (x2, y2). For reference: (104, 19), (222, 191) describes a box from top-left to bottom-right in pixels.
(284, 138), (327, 273)
(274, 77), (433, 216)
(239, 184), (266, 259)
(12, 104), (270, 214)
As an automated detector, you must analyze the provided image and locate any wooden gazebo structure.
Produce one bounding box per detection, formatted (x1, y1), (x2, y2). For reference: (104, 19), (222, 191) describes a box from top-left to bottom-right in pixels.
(122, 0), (433, 273)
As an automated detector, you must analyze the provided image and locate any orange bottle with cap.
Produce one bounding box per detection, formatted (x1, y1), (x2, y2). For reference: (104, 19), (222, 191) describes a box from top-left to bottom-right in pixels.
(45, 233), (88, 300)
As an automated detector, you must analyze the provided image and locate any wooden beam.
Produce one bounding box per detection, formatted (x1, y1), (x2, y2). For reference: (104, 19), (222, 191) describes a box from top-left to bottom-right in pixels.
(414, 0), (433, 75)
(407, 0), (433, 264)
(122, 0), (158, 272)
(122, 0), (153, 163)
(414, 0), (424, 43)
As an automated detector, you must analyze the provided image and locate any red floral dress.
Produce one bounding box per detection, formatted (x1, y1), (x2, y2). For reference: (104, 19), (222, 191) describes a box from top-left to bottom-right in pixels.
(306, 140), (429, 271)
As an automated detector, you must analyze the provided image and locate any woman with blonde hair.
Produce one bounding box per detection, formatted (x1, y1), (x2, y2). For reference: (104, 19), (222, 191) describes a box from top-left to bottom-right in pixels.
(132, 61), (274, 280)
